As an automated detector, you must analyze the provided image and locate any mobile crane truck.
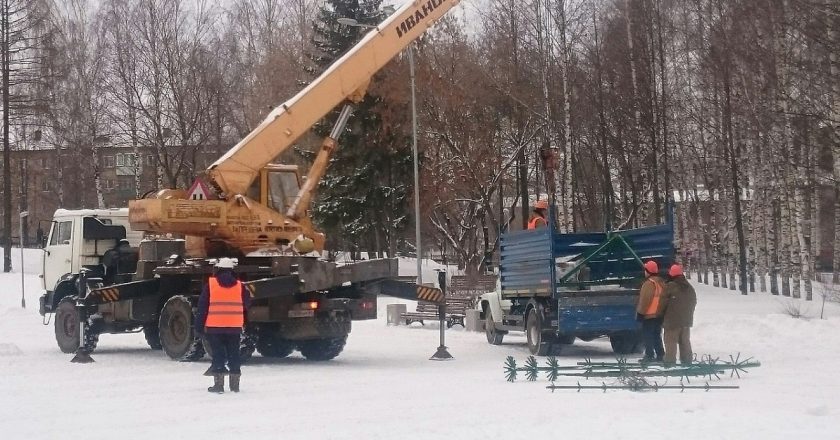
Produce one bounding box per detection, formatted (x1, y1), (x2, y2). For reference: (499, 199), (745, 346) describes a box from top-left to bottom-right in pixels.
(39, 0), (460, 362)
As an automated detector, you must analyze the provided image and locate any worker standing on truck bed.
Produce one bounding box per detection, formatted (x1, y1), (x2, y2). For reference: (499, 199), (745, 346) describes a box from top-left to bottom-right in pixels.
(636, 260), (667, 362)
(527, 200), (549, 230)
(196, 258), (251, 393)
(662, 264), (697, 365)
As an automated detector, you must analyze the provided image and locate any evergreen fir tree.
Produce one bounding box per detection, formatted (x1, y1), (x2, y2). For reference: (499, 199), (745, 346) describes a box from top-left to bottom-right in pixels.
(307, 0), (412, 256)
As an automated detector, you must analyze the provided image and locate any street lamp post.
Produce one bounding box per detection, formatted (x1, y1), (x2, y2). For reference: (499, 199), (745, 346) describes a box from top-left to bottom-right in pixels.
(407, 43), (422, 287)
(336, 16), (423, 286)
(19, 210), (28, 308)
(338, 14), (451, 360)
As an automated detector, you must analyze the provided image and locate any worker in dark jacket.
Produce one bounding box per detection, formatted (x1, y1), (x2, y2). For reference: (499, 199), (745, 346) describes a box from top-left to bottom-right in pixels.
(636, 260), (667, 362)
(196, 257), (251, 393)
(527, 200), (548, 230)
(662, 264), (697, 365)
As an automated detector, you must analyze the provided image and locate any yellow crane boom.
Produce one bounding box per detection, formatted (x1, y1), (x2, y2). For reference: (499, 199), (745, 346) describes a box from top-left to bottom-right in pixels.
(210, 0), (460, 197)
(129, 0), (460, 256)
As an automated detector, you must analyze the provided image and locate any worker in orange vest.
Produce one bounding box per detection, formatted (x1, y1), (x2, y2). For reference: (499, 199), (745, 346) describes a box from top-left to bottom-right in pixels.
(527, 200), (549, 230)
(196, 257), (251, 393)
(636, 260), (668, 362)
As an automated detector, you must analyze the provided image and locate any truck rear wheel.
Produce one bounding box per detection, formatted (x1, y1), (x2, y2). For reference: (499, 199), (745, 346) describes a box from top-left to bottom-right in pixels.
(484, 307), (505, 345)
(159, 295), (205, 361)
(609, 331), (642, 355)
(257, 327), (295, 358)
(526, 310), (558, 356)
(298, 336), (347, 361)
(54, 297), (98, 354)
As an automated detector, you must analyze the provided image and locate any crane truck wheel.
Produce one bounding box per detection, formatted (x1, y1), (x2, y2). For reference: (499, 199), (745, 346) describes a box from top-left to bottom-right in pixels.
(158, 295), (205, 361)
(54, 297), (98, 354)
(298, 335), (347, 361)
(484, 307), (505, 345)
(256, 327), (295, 358)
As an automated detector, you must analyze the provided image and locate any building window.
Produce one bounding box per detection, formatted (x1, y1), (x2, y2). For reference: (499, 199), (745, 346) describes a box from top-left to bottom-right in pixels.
(104, 179), (115, 191)
(146, 155), (155, 166)
(41, 180), (50, 192)
(104, 155), (114, 168)
(115, 153), (137, 168)
(40, 158), (49, 169)
(118, 177), (133, 191)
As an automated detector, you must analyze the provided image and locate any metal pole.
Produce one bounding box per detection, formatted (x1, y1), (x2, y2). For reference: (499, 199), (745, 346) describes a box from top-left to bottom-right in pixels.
(19, 211), (26, 308)
(409, 44), (422, 286)
(430, 270), (453, 360)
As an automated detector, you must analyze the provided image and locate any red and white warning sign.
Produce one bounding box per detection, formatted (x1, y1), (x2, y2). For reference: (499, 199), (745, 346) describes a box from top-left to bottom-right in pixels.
(187, 178), (214, 200)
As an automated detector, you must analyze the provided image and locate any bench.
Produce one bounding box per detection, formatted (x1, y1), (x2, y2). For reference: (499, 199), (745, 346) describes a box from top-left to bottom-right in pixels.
(401, 301), (441, 326)
(400, 296), (474, 328)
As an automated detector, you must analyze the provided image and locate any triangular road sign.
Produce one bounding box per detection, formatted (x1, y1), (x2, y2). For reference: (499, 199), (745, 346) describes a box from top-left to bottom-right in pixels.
(187, 178), (214, 200)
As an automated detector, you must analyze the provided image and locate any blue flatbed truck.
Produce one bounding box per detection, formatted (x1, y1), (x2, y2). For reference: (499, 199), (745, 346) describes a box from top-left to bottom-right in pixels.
(477, 219), (675, 356)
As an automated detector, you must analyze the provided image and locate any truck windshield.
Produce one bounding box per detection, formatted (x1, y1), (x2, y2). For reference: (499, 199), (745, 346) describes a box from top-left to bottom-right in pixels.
(267, 171), (300, 211)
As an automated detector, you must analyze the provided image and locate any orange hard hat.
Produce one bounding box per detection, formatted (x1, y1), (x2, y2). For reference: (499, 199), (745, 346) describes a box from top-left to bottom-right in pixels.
(643, 260), (659, 274)
(669, 263), (684, 277)
(534, 200), (549, 210)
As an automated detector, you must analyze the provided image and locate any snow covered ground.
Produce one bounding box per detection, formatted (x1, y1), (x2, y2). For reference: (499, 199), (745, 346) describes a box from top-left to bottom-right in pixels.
(1, 249), (839, 439)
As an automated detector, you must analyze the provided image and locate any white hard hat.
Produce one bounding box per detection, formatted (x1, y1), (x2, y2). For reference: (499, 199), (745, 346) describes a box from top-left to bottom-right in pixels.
(215, 257), (238, 269)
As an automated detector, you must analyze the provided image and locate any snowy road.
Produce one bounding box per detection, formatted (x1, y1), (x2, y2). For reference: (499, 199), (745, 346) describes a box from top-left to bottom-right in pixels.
(1, 256), (839, 439)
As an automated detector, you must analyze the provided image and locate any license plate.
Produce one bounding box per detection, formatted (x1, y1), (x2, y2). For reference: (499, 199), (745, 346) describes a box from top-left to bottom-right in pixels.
(288, 310), (315, 318)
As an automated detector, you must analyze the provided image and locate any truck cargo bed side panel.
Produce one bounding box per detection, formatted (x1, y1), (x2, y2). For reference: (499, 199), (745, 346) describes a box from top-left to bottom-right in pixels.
(556, 293), (639, 334)
(500, 228), (553, 295)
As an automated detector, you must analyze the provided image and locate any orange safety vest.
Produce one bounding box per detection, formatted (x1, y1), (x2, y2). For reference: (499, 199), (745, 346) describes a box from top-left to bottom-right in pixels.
(527, 215), (547, 230)
(206, 277), (244, 328)
(643, 278), (664, 316)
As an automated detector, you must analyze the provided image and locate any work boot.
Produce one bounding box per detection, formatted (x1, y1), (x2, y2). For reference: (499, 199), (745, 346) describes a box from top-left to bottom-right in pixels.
(229, 373), (241, 393)
(207, 373), (224, 393)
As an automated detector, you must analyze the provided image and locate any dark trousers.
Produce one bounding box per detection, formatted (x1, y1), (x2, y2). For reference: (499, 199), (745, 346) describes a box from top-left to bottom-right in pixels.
(207, 333), (242, 375)
(664, 327), (693, 364)
(641, 318), (664, 360)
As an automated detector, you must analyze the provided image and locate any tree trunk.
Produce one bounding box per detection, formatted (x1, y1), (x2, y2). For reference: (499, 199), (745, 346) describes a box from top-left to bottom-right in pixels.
(769, 197), (780, 294)
(796, 129), (812, 300)
(780, 185), (792, 296)
(757, 180), (768, 293)
(93, 145), (105, 209)
(559, 0), (574, 233)
(723, 72), (747, 294)
(2, 0), (11, 273)
(710, 189), (720, 287)
(18, 146), (27, 246)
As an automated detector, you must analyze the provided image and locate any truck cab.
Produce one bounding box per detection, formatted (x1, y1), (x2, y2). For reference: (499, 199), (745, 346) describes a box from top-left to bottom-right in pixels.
(39, 208), (143, 316)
